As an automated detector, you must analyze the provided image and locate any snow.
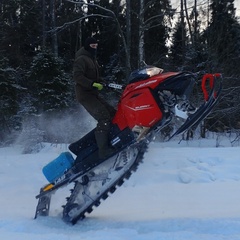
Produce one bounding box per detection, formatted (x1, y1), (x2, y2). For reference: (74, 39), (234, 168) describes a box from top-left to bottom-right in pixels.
(1, 137), (240, 240)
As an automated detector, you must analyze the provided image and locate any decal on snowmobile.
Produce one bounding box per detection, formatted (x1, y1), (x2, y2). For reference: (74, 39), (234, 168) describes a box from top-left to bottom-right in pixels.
(34, 66), (222, 224)
(135, 79), (158, 89)
(111, 136), (121, 146)
(125, 104), (153, 111)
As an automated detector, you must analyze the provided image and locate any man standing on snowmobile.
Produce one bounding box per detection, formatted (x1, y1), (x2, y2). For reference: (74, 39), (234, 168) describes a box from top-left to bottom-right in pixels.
(73, 36), (116, 159)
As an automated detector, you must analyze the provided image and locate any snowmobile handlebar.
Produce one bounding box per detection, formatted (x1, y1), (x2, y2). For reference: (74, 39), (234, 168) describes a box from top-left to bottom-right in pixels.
(106, 83), (124, 90)
(102, 82), (125, 91)
(100, 82), (125, 96)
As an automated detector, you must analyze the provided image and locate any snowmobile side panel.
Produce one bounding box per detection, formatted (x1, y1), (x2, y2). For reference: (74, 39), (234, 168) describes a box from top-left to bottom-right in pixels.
(120, 87), (163, 129)
(69, 126), (135, 162)
(68, 129), (96, 156)
(156, 72), (195, 96)
(73, 127), (135, 171)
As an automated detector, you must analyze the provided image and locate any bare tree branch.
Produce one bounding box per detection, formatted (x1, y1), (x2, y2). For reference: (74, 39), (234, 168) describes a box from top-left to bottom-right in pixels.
(46, 14), (112, 34)
(64, 0), (131, 72)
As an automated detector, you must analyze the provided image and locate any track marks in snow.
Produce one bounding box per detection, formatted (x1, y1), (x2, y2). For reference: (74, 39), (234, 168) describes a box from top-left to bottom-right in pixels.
(178, 157), (220, 184)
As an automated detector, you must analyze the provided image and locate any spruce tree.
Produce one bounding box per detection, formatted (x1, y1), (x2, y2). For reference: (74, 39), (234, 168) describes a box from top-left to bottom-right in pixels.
(0, 58), (22, 143)
(27, 51), (72, 113)
(169, 19), (187, 70)
(206, 0), (240, 75)
(202, 0), (240, 130)
(144, 0), (172, 68)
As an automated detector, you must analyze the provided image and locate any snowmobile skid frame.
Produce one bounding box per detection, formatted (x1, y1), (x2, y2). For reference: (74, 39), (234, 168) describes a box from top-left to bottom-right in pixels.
(34, 141), (148, 223)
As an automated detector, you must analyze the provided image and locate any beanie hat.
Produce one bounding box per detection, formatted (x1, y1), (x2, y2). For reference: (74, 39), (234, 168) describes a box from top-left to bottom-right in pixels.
(84, 37), (98, 50)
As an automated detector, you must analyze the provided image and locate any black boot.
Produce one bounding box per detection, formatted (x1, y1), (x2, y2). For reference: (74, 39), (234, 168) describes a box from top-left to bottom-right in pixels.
(95, 130), (115, 159)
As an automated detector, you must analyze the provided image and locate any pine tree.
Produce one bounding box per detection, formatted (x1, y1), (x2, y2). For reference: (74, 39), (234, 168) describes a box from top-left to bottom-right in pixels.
(0, 0), (42, 67)
(206, 0), (240, 75)
(0, 58), (23, 143)
(201, 0), (240, 130)
(144, 0), (172, 68)
(169, 18), (187, 70)
(27, 51), (73, 113)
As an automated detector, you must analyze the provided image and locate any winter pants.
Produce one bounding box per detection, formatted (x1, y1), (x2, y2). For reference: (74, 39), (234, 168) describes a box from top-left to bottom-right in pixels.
(79, 93), (116, 132)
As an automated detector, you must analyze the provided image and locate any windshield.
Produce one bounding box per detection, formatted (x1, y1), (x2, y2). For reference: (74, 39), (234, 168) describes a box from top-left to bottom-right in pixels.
(138, 66), (163, 77)
(128, 66), (163, 83)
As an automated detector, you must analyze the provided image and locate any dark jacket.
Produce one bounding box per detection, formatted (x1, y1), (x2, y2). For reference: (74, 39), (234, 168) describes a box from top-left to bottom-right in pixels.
(73, 47), (100, 102)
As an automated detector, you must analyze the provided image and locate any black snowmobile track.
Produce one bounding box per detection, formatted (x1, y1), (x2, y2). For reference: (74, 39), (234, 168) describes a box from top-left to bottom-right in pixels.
(62, 141), (148, 225)
(35, 141), (148, 223)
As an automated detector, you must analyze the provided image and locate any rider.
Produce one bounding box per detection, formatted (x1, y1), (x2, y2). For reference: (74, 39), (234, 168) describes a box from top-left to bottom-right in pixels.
(73, 36), (116, 159)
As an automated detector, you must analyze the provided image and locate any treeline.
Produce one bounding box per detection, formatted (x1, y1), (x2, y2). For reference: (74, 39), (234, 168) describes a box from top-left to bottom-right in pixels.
(0, 0), (240, 147)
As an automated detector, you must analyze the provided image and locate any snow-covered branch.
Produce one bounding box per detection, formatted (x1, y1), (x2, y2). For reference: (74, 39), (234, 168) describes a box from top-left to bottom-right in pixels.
(46, 14), (113, 34)
(64, 0), (131, 72)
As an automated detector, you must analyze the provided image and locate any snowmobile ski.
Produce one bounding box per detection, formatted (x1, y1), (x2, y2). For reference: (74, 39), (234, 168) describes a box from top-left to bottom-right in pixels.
(170, 74), (222, 138)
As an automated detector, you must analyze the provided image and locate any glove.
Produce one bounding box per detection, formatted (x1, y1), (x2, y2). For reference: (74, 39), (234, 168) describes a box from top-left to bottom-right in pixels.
(92, 82), (103, 91)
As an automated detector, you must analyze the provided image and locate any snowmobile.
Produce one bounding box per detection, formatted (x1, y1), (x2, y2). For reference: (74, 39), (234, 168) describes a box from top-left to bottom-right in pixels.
(34, 66), (222, 224)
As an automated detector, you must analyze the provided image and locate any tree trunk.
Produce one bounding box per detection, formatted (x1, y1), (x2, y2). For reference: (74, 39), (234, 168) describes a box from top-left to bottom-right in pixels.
(126, 0), (131, 71)
(42, 0), (46, 48)
(50, 0), (58, 57)
(194, 0), (197, 44)
(180, 0), (185, 51)
(184, 0), (193, 44)
(138, 0), (145, 68)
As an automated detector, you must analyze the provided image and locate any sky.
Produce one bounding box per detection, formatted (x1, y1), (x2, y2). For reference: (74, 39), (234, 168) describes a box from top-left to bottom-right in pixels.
(171, 0), (240, 17)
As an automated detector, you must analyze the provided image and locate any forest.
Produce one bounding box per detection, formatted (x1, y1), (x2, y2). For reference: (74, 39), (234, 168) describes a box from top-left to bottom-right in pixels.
(0, 0), (240, 151)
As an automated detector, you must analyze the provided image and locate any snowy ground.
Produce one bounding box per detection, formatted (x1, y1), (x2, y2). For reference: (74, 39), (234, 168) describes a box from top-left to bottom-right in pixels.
(1, 136), (240, 240)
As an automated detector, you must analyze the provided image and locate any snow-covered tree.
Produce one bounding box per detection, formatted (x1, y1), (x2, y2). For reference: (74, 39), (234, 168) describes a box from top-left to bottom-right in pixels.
(26, 51), (73, 113)
(205, 0), (240, 75)
(169, 18), (187, 70)
(0, 58), (23, 144)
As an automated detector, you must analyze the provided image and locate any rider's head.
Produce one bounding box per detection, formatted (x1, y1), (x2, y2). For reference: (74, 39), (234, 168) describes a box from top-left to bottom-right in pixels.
(84, 37), (98, 56)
